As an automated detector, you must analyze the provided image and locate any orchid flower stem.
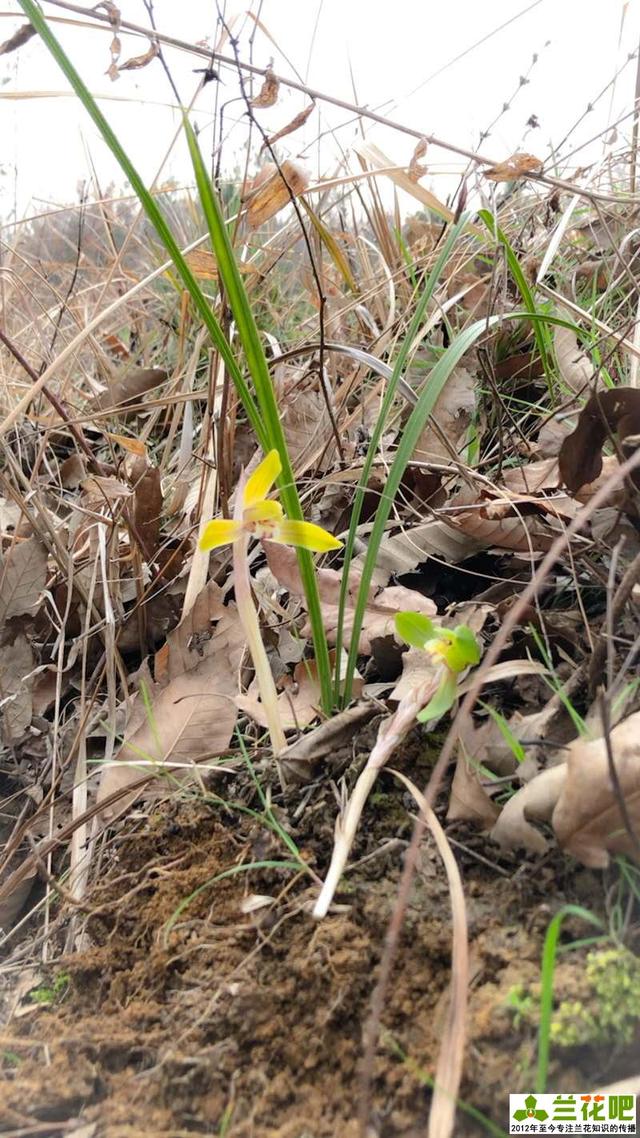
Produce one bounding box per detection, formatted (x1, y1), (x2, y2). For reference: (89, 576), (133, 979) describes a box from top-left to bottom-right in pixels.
(233, 531), (287, 766)
(313, 674), (440, 919)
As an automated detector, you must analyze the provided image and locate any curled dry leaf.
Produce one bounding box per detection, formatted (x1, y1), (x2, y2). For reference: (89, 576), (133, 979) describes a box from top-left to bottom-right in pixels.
(259, 102), (315, 152)
(552, 711), (640, 867)
(490, 709), (640, 864)
(127, 455), (163, 563)
(408, 137), (428, 182)
(0, 537), (47, 625)
(278, 702), (377, 784)
(118, 41), (159, 71)
(490, 765), (567, 855)
(559, 387), (640, 493)
(483, 153), (543, 182)
(448, 742), (500, 828)
(352, 519), (484, 588)
(89, 367), (168, 417)
(251, 68), (279, 108)
(0, 22), (36, 55)
(554, 325), (595, 394)
(245, 161), (309, 228)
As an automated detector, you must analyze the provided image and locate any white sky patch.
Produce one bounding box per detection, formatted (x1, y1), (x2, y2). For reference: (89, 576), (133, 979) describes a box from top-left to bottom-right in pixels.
(1, 0), (639, 221)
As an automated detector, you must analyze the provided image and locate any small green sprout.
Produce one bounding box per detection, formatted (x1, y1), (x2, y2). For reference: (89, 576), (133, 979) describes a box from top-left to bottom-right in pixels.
(29, 971), (70, 1006)
(395, 612), (481, 723)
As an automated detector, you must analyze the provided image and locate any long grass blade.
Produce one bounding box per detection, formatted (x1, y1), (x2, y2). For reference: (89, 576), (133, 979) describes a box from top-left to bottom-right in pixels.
(19, 0), (333, 710)
(335, 214), (471, 703)
(341, 310), (500, 704)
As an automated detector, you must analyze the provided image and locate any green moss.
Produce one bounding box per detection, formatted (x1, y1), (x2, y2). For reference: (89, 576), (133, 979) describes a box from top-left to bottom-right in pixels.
(551, 948), (640, 1047)
(29, 970), (70, 1007)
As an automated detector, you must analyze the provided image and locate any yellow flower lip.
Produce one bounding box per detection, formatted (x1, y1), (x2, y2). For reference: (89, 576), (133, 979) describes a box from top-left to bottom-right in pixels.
(199, 449), (343, 554)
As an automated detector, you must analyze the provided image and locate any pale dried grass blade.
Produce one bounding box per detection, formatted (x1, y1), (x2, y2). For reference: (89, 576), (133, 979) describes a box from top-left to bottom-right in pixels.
(390, 769), (468, 1138)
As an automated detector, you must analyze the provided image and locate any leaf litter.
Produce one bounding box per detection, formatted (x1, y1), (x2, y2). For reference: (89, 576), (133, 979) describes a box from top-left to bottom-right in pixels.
(2, 22), (640, 1138)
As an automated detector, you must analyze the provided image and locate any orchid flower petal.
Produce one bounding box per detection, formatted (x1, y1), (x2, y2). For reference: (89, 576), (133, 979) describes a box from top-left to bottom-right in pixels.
(243, 449), (282, 509)
(243, 499), (284, 525)
(199, 518), (243, 551)
(272, 518), (343, 552)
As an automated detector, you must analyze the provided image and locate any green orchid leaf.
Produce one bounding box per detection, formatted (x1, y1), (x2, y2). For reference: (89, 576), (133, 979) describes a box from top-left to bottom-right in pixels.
(394, 611), (437, 650)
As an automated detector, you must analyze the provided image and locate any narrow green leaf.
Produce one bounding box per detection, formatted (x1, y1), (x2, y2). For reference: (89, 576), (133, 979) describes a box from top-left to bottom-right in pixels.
(184, 121), (333, 709)
(18, 0), (333, 711)
(335, 212), (473, 703)
(478, 209), (553, 389)
(342, 311), (501, 703)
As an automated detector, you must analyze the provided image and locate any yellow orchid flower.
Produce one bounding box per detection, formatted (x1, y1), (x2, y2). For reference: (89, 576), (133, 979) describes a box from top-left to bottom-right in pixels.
(199, 449), (342, 554)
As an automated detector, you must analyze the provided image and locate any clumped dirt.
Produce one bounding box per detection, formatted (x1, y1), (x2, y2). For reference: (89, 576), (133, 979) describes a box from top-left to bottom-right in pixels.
(2, 747), (638, 1138)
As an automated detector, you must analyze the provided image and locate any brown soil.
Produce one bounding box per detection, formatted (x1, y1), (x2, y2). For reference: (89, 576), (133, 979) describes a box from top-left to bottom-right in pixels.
(1, 748), (638, 1138)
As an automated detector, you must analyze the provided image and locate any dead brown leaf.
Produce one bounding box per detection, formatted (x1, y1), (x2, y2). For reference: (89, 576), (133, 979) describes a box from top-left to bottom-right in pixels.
(89, 367), (168, 417)
(237, 657), (321, 731)
(0, 634), (34, 741)
(0, 22), (36, 55)
(411, 364), (476, 464)
(559, 387), (640, 493)
(448, 725), (500, 828)
(0, 538), (47, 625)
(554, 325), (595, 393)
(483, 153), (543, 182)
(276, 373), (332, 467)
(279, 702), (378, 783)
(118, 41), (159, 71)
(553, 711), (640, 866)
(98, 583), (241, 819)
(353, 519), (485, 588)
(490, 765), (567, 854)
(127, 456), (163, 563)
(259, 103), (315, 152)
(245, 161), (309, 228)
(265, 543), (436, 653)
(251, 67), (279, 108)
(408, 137), (428, 182)
(183, 250), (260, 280)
